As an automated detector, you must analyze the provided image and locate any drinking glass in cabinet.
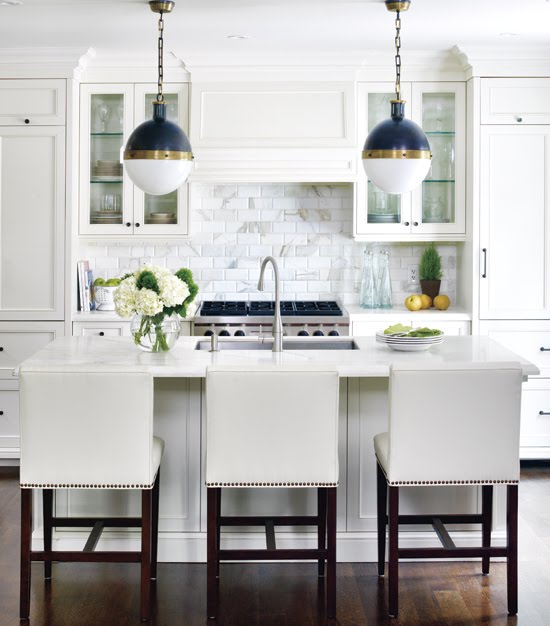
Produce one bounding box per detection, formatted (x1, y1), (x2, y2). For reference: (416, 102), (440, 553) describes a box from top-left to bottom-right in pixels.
(423, 93), (455, 134)
(367, 183), (400, 223)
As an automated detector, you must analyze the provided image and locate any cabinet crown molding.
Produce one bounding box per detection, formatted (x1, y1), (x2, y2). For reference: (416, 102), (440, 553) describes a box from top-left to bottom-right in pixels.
(0, 47), (94, 79)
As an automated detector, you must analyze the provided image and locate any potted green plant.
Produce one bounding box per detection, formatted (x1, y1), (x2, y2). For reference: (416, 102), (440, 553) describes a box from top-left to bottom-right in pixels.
(419, 243), (443, 303)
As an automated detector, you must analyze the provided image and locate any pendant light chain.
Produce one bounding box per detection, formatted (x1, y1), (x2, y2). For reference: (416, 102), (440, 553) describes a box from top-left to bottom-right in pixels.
(157, 10), (165, 103)
(394, 10), (401, 101)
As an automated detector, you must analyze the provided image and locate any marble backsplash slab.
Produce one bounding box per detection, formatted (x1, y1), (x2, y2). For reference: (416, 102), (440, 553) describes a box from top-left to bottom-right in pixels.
(80, 183), (457, 307)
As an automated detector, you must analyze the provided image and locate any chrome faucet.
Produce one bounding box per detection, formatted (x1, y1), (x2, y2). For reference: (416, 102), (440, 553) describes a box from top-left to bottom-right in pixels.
(258, 256), (283, 352)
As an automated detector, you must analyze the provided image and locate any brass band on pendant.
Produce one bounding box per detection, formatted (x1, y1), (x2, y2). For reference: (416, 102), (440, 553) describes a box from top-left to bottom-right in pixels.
(362, 149), (432, 160)
(123, 150), (194, 161)
(385, 1), (411, 12)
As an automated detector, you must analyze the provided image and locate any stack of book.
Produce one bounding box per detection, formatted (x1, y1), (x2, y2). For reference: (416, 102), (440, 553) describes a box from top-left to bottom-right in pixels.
(77, 260), (95, 312)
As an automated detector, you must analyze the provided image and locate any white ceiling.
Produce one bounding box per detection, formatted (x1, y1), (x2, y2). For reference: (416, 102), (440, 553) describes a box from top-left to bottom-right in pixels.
(2, 0), (550, 66)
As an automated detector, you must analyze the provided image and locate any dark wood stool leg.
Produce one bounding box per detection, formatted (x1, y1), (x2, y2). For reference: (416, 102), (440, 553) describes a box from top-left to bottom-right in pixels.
(507, 484), (519, 615)
(326, 487), (337, 619)
(140, 488), (152, 622)
(151, 470), (161, 581)
(481, 485), (493, 575)
(216, 487), (221, 578)
(376, 461), (388, 576)
(318, 487), (328, 577)
(207, 487), (219, 620)
(43, 489), (54, 580)
(20, 488), (32, 620)
(388, 485), (399, 618)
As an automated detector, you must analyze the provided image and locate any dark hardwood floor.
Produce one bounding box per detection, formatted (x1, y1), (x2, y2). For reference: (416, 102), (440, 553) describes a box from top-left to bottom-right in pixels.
(1, 464), (550, 625)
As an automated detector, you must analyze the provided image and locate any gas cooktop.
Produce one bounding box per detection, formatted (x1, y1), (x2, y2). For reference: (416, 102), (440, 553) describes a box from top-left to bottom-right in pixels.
(199, 300), (344, 317)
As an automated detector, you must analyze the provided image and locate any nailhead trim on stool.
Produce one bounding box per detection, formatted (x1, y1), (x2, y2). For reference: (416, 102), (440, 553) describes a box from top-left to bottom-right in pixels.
(20, 482), (156, 489)
(206, 481), (338, 487)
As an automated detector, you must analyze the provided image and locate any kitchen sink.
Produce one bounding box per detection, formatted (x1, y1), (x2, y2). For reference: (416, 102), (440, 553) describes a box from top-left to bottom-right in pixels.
(195, 339), (359, 351)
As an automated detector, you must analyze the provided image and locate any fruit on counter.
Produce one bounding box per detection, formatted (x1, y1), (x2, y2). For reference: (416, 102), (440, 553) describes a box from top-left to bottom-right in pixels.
(433, 294), (450, 310)
(407, 327), (442, 337)
(384, 323), (412, 335)
(93, 277), (106, 286)
(404, 294), (422, 311)
(419, 294), (432, 309)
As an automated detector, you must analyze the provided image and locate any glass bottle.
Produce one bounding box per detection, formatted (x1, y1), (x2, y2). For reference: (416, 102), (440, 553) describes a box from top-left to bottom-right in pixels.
(377, 250), (393, 309)
(360, 249), (377, 309)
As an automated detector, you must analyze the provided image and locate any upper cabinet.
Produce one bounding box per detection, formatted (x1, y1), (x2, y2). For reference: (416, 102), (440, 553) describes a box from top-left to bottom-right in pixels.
(0, 79), (66, 126)
(481, 78), (550, 125)
(79, 83), (190, 237)
(189, 82), (356, 182)
(354, 82), (466, 241)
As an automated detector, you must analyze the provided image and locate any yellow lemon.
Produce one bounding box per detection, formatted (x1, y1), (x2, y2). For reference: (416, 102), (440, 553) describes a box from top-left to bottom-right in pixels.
(404, 295), (422, 311)
(419, 294), (432, 309)
(434, 294), (450, 310)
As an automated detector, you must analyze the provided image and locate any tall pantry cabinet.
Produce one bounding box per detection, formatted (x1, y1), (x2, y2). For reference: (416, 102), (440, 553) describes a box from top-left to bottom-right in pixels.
(478, 78), (550, 459)
(0, 79), (66, 459)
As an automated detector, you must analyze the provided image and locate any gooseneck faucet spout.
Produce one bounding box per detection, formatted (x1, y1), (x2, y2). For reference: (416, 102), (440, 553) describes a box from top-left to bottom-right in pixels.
(258, 256), (283, 352)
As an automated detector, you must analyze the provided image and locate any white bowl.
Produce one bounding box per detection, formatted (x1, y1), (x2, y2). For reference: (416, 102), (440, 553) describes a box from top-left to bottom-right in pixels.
(94, 285), (117, 311)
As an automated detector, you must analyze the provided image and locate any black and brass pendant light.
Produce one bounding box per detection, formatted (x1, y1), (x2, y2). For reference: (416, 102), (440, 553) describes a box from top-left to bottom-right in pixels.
(123, 1), (193, 195)
(362, 0), (432, 194)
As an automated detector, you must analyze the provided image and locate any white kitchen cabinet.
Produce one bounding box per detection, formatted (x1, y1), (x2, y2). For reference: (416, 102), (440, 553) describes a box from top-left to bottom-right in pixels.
(79, 83), (190, 237)
(481, 78), (550, 125)
(0, 322), (65, 380)
(0, 126), (65, 320)
(518, 379), (550, 459)
(352, 319), (470, 337)
(479, 126), (550, 319)
(72, 319), (192, 337)
(0, 389), (19, 459)
(0, 79), (66, 125)
(355, 82), (466, 241)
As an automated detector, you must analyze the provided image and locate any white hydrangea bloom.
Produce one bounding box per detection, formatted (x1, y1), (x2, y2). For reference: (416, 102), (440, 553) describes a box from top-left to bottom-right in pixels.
(158, 274), (190, 307)
(113, 277), (138, 318)
(136, 288), (163, 316)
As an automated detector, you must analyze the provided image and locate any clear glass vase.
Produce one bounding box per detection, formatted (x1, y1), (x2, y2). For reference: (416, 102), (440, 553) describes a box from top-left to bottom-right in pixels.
(130, 313), (181, 352)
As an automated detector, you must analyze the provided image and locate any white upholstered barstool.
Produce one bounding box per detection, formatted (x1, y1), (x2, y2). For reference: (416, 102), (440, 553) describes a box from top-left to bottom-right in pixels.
(374, 361), (523, 618)
(205, 364), (340, 620)
(19, 367), (164, 622)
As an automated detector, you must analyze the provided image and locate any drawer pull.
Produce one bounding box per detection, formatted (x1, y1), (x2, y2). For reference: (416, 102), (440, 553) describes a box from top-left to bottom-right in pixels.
(481, 248), (487, 278)
(540, 347), (550, 352)
(99, 331), (105, 337)
(539, 411), (550, 416)
(0, 346), (3, 351)
(24, 118), (30, 124)
(0, 411), (3, 415)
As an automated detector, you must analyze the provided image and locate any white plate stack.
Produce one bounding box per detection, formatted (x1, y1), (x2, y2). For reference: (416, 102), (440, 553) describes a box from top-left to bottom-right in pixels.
(375, 330), (444, 352)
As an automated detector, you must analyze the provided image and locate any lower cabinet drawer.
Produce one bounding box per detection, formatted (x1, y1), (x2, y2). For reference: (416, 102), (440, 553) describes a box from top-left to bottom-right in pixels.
(72, 322), (130, 337)
(0, 322), (65, 379)
(520, 382), (550, 450)
(0, 389), (19, 456)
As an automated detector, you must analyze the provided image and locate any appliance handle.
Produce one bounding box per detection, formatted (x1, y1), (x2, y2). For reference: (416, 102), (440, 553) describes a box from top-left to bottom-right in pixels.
(481, 248), (487, 278)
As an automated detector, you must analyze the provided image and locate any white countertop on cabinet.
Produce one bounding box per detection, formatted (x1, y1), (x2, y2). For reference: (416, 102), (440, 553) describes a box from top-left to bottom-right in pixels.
(19, 335), (538, 379)
(345, 305), (471, 322)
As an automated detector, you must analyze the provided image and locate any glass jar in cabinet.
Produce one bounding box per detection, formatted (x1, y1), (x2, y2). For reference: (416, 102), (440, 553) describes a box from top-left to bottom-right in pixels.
(355, 82), (466, 241)
(79, 83), (190, 237)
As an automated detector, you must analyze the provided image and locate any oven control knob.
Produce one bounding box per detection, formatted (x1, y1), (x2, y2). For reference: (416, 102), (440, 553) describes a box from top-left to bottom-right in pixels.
(313, 330), (324, 337)
(219, 330), (231, 337)
(328, 330), (340, 337)
(234, 330), (246, 336)
(204, 330), (214, 337)
(297, 330), (309, 336)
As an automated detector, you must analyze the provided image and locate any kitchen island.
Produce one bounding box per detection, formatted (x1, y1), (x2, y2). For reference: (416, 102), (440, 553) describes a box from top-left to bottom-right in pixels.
(19, 335), (538, 562)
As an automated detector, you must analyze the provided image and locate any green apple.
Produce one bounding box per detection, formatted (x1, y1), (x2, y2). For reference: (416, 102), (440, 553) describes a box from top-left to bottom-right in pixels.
(93, 277), (106, 286)
(105, 278), (121, 287)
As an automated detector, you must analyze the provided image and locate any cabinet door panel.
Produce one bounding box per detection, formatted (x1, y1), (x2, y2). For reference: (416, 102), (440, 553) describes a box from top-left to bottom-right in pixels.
(0, 389), (19, 456)
(481, 78), (550, 125)
(479, 127), (550, 318)
(0, 79), (65, 125)
(0, 127), (65, 319)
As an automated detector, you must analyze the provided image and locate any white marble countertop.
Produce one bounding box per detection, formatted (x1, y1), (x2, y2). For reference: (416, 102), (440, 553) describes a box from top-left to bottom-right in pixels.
(18, 335), (539, 379)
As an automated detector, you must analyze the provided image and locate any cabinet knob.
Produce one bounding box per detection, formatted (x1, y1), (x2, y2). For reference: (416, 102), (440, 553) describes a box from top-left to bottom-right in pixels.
(99, 331), (105, 337)
(403, 221), (410, 226)
(0, 411), (3, 416)
(24, 118), (30, 124)
(515, 116), (523, 123)
(135, 222), (140, 228)
(126, 222), (132, 227)
(413, 221), (419, 227)
(0, 347), (3, 351)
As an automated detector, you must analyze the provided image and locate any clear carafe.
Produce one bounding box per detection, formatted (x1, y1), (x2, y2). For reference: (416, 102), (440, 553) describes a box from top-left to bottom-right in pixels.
(360, 249), (378, 309)
(377, 250), (393, 309)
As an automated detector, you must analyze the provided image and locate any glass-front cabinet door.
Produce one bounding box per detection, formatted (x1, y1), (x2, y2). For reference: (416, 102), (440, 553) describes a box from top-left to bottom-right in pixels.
(133, 83), (190, 236)
(79, 83), (190, 236)
(355, 82), (465, 241)
(411, 82), (465, 236)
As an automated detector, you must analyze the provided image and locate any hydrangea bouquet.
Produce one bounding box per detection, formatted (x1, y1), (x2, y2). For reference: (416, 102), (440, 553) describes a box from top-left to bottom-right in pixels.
(114, 266), (198, 352)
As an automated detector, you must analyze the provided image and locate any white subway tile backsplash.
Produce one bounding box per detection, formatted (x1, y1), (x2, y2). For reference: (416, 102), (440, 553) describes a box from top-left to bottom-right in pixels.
(79, 183), (457, 307)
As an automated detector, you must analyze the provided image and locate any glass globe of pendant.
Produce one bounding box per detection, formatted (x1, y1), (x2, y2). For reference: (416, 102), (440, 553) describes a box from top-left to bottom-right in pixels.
(123, 101), (193, 196)
(362, 101), (432, 195)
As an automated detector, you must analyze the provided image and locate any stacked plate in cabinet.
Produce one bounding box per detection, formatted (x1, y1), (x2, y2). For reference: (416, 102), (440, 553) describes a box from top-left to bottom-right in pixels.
(375, 330), (444, 352)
